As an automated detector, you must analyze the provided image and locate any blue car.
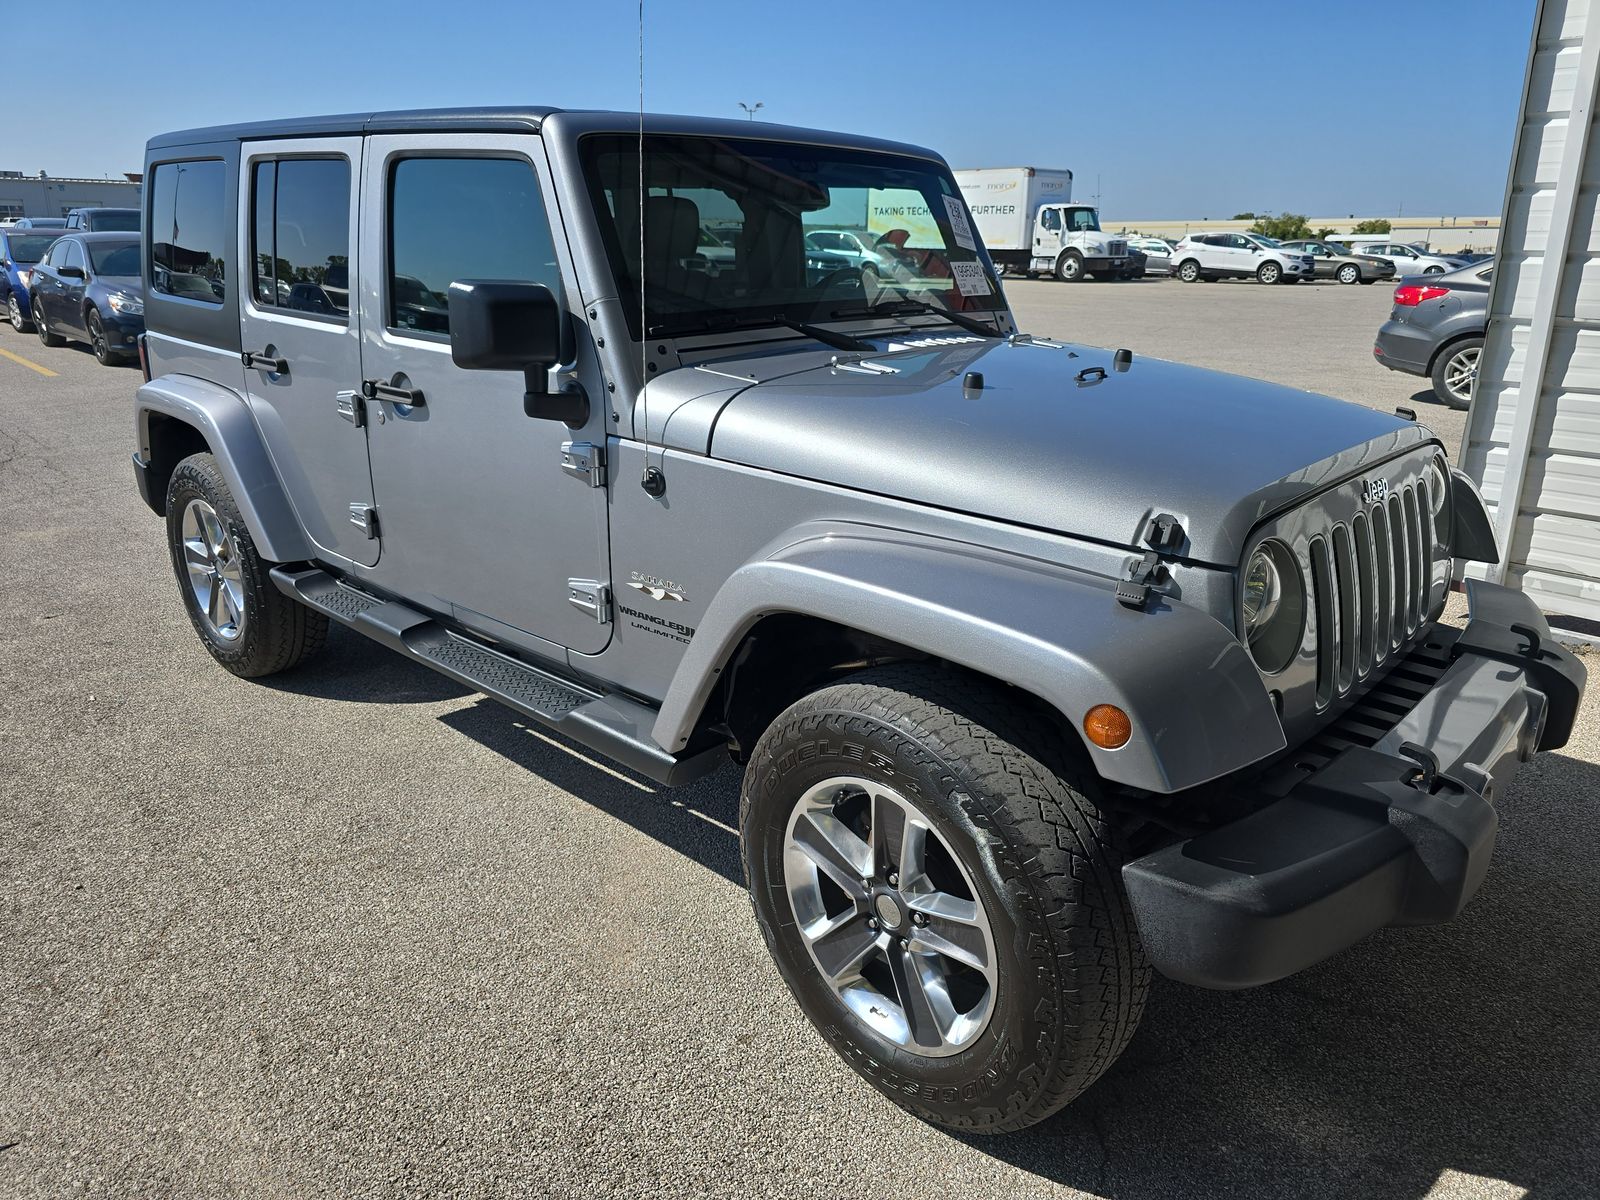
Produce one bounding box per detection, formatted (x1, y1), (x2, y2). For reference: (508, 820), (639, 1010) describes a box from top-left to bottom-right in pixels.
(28, 231), (144, 364)
(1, 226), (63, 332)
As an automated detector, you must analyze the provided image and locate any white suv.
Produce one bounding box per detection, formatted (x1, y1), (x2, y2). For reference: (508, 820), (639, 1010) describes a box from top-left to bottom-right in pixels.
(1171, 233), (1316, 284)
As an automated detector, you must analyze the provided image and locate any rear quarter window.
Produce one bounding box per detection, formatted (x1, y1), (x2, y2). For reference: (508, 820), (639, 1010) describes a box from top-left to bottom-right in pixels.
(149, 160), (229, 305)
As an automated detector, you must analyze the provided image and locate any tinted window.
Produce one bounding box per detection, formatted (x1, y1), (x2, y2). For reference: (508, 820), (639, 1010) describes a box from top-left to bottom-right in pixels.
(149, 159), (228, 305)
(60, 241), (84, 271)
(88, 210), (140, 232)
(89, 241), (141, 275)
(387, 157), (560, 335)
(6, 234), (57, 263)
(252, 157), (350, 319)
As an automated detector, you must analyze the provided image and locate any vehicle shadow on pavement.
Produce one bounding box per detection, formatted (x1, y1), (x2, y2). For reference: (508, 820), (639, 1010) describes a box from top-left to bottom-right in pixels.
(966, 748), (1600, 1198)
(258, 625), (470, 705)
(437, 697), (745, 887)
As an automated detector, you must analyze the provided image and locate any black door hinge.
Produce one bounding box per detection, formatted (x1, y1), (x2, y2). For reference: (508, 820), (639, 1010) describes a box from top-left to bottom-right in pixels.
(1116, 513), (1185, 611)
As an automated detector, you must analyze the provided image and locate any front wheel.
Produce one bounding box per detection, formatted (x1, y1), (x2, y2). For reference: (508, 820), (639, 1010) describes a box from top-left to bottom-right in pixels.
(1424, 265), (1445, 275)
(165, 452), (329, 677)
(88, 309), (117, 365)
(1256, 260), (1282, 284)
(1054, 251), (1085, 282)
(1337, 263), (1361, 285)
(742, 665), (1148, 1133)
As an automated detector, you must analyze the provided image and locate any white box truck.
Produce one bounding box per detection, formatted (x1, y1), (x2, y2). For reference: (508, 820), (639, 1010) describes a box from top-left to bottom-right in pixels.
(954, 167), (1132, 281)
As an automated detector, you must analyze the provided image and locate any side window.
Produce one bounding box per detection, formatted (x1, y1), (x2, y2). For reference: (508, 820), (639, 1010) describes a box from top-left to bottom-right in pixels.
(149, 159), (228, 305)
(66, 212), (80, 229)
(251, 157), (350, 320)
(387, 156), (560, 336)
(1039, 208), (1061, 231)
(61, 241), (84, 271)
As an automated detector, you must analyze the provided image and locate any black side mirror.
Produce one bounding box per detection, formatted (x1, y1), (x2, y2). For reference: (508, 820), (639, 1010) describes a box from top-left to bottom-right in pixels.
(59, 265), (85, 279)
(447, 280), (587, 426)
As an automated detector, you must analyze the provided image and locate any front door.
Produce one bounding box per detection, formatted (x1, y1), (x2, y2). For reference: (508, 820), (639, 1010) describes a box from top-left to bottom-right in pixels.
(358, 134), (612, 655)
(237, 137), (377, 568)
(1034, 206), (1063, 260)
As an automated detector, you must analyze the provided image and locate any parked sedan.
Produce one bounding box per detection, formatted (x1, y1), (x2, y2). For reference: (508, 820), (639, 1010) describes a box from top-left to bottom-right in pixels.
(1126, 236), (1174, 275)
(1352, 242), (1467, 276)
(1280, 239), (1395, 284)
(0, 226), (60, 331)
(1372, 261), (1492, 408)
(29, 232), (144, 365)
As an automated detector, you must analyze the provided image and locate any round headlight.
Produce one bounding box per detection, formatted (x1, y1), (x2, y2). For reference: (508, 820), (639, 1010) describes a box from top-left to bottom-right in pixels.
(1242, 548), (1282, 634)
(1427, 458), (1449, 517)
(1241, 541), (1304, 675)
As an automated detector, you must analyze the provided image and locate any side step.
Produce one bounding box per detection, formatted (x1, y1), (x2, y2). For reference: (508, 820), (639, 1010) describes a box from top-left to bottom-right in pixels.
(270, 567), (723, 787)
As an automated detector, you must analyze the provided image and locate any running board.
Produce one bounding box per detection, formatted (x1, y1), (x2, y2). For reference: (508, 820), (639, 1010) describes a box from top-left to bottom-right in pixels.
(269, 566), (723, 786)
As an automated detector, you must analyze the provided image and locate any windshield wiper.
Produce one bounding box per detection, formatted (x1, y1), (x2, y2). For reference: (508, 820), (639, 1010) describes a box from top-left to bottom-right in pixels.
(828, 299), (1002, 339)
(649, 311), (874, 353)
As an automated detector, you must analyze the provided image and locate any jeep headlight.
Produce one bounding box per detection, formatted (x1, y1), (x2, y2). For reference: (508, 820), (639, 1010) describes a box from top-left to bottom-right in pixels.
(1426, 455), (1451, 547)
(108, 291), (143, 316)
(1242, 541), (1303, 675)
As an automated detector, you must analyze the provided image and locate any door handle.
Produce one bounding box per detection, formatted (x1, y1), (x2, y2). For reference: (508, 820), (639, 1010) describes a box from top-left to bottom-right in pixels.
(362, 379), (425, 406)
(242, 350), (288, 373)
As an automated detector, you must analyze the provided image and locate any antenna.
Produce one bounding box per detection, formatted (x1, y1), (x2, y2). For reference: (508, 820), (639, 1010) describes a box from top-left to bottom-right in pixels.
(739, 101), (764, 121)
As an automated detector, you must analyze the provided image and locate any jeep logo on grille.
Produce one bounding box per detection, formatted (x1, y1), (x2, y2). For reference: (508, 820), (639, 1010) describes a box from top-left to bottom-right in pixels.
(1361, 476), (1389, 504)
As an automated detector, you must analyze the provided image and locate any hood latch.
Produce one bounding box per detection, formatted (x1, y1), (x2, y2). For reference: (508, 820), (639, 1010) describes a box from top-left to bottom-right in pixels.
(1116, 514), (1185, 611)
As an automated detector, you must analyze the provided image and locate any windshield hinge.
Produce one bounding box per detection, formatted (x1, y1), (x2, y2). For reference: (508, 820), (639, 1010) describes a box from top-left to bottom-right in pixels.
(1116, 513), (1185, 611)
(560, 441), (606, 487)
(336, 389), (366, 427)
(567, 579), (611, 624)
(348, 503), (379, 540)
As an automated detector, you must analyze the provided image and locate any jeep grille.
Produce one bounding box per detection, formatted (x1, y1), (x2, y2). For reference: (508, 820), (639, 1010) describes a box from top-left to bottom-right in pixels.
(1306, 470), (1440, 708)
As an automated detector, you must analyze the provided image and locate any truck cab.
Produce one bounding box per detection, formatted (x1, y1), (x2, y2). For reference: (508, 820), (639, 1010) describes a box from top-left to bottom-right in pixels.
(1031, 202), (1131, 280)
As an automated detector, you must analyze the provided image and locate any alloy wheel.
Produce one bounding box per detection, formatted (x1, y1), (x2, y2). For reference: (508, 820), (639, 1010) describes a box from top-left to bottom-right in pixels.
(783, 775), (997, 1057)
(180, 498), (247, 641)
(1443, 345), (1480, 405)
(7, 294), (23, 331)
(1338, 265), (1359, 284)
(89, 312), (109, 363)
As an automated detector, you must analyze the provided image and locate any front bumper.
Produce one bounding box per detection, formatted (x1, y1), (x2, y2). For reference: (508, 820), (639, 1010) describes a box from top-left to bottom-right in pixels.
(1123, 580), (1585, 990)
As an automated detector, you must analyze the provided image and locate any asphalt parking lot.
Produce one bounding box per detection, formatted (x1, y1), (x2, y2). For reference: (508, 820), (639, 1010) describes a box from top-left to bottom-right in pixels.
(3, 281), (1596, 1199)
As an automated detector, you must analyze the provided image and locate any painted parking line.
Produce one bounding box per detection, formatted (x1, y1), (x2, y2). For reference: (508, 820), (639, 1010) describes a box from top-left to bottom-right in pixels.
(0, 346), (58, 378)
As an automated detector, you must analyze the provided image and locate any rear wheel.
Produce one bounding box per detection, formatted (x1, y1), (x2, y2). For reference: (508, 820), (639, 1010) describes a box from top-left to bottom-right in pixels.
(1055, 251), (1085, 282)
(1337, 263), (1361, 285)
(1431, 336), (1483, 410)
(1177, 259), (1201, 283)
(742, 665), (1148, 1133)
(1256, 260), (1282, 284)
(165, 453), (329, 677)
(1424, 265), (1445, 275)
(35, 303), (64, 347)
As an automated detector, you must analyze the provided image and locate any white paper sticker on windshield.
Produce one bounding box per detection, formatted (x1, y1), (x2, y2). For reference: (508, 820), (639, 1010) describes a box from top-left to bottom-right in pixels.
(944, 195), (977, 250)
(951, 260), (991, 297)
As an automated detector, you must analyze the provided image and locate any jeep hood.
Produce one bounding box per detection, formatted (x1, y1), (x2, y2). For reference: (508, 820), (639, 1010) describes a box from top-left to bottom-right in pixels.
(698, 338), (1435, 565)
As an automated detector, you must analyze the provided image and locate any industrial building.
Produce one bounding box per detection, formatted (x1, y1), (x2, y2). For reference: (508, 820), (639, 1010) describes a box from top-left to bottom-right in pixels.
(0, 170), (142, 222)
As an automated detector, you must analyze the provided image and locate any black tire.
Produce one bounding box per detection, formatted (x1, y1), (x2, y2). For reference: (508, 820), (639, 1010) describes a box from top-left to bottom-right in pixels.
(164, 452), (329, 678)
(1256, 260), (1281, 284)
(1176, 258), (1201, 283)
(1054, 251), (1085, 282)
(1337, 263), (1361, 285)
(7, 292), (31, 332)
(742, 665), (1148, 1134)
(35, 302), (64, 347)
(1430, 335), (1483, 410)
(87, 308), (118, 365)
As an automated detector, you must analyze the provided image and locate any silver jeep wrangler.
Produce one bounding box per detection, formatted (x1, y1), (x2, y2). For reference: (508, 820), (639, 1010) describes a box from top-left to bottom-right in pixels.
(131, 107), (1585, 1133)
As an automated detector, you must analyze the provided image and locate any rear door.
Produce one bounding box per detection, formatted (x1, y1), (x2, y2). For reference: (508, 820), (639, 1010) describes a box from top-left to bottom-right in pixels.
(357, 134), (613, 654)
(236, 137), (377, 568)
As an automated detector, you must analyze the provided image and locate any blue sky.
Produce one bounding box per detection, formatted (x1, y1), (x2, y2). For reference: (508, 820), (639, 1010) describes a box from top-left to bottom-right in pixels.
(11, 0), (1533, 219)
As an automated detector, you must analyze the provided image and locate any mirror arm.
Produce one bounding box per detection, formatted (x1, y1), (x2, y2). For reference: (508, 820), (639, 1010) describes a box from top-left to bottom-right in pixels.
(523, 368), (589, 427)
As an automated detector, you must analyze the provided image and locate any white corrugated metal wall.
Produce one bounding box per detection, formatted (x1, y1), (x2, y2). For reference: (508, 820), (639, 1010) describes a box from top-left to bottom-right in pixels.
(1463, 0), (1600, 623)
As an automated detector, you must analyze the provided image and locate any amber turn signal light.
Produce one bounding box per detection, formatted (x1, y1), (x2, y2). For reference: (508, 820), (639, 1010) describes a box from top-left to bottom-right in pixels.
(1083, 704), (1132, 750)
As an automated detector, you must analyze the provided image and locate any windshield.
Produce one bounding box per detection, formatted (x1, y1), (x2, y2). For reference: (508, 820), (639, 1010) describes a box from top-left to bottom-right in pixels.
(87, 210), (140, 232)
(1065, 207), (1101, 232)
(580, 134), (1002, 339)
(89, 241), (140, 275)
(6, 234), (58, 263)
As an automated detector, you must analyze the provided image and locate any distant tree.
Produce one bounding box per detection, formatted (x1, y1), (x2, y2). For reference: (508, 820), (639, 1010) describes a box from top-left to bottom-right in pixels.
(1351, 218), (1392, 235)
(1249, 212), (1313, 240)
(1315, 226), (1337, 240)
(1231, 212), (1257, 220)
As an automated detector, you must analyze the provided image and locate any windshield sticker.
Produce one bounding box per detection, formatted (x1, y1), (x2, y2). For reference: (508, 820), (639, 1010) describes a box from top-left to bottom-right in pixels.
(944, 195), (977, 250)
(951, 261), (992, 297)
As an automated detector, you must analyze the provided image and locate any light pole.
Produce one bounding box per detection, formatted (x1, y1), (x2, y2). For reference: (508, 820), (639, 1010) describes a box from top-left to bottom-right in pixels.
(739, 101), (764, 121)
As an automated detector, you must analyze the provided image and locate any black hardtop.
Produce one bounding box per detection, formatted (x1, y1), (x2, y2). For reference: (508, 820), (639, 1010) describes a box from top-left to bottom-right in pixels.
(148, 106), (563, 150)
